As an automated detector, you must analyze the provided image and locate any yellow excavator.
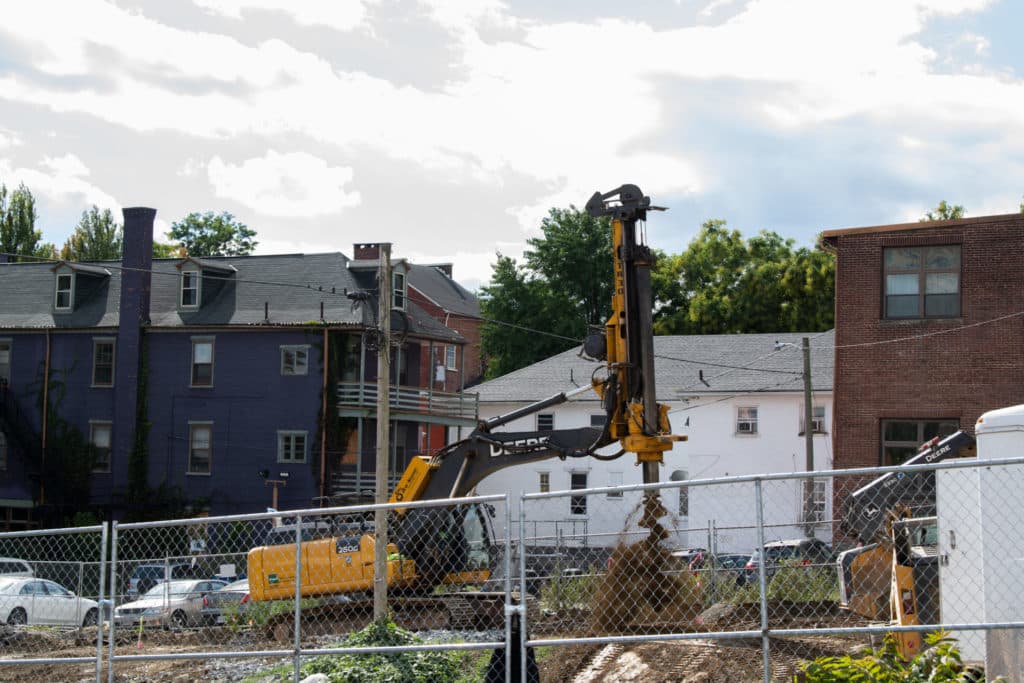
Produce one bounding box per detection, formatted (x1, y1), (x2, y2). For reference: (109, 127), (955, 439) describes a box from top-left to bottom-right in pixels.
(247, 184), (684, 626)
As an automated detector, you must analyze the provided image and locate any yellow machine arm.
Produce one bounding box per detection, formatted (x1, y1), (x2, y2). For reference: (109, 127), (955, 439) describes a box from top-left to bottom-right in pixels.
(585, 184), (685, 529)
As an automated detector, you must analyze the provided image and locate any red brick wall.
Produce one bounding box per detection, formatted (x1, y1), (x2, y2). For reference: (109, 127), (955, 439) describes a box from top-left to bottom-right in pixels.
(408, 287), (484, 387)
(831, 215), (1024, 469)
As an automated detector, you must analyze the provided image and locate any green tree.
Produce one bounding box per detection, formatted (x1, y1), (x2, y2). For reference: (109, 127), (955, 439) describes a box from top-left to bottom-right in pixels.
(152, 240), (184, 258)
(920, 200), (965, 221)
(60, 205), (123, 261)
(0, 182), (52, 261)
(479, 254), (583, 378)
(168, 211), (257, 256)
(524, 207), (614, 327)
(653, 220), (834, 335)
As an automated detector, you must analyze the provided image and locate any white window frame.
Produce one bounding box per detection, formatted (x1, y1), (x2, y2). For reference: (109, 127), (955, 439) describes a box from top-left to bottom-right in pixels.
(537, 413), (554, 431)
(277, 430), (308, 464)
(538, 471), (550, 494)
(89, 421), (112, 473)
(188, 422), (213, 475)
(445, 345), (457, 371)
(280, 345), (309, 376)
(671, 469), (689, 517)
(802, 478), (828, 523)
(801, 405), (826, 434)
(92, 338), (115, 388)
(736, 406), (758, 435)
(570, 471), (588, 515)
(392, 271), (406, 310)
(191, 337), (215, 388)
(607, 471), (623, 498)
(55, 272), (74, 311)
(180, 269), (200, 308)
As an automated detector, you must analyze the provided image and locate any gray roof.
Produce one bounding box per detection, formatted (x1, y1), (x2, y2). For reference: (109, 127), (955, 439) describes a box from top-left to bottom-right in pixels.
(0, 253), (462, 342)
(406, 263), (480, 318)
(472, 330), (834, 403)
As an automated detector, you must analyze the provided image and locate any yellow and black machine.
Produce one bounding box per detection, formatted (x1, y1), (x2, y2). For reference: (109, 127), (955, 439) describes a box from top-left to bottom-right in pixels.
(837, 430), (976, 657)
(247, 184), (684, 625)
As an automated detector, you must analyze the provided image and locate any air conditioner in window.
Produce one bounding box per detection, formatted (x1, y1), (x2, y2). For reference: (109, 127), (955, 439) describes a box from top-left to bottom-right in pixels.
(811, 417), (825, 433)
(737, 421), (755, 434)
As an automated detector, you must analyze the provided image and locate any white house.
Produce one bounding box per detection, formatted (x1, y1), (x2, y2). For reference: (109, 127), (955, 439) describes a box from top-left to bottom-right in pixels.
(469, 331), (834, 558)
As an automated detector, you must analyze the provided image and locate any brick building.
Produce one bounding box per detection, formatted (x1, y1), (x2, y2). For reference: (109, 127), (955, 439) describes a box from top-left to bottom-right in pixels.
(821, 212), (1024, 469)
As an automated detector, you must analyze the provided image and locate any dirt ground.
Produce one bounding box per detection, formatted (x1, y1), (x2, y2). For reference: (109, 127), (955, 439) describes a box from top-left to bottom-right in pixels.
(0, 602), (875, 683)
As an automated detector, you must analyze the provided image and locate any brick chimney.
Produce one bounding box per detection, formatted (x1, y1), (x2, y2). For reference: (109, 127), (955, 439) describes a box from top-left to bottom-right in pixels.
(114, 207), (155, 495)
(353, 243), (381, 260)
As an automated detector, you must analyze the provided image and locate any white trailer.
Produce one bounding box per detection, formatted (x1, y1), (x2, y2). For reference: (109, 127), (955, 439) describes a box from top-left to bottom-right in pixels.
(937, 403), (1024, 680)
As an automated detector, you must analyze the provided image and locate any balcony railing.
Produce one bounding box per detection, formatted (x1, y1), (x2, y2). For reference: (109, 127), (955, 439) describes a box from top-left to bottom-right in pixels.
(336, 381), (479, 425)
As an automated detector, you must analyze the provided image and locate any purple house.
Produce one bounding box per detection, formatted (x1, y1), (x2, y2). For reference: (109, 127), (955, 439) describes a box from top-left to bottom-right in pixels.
(0, 209), (478, 526)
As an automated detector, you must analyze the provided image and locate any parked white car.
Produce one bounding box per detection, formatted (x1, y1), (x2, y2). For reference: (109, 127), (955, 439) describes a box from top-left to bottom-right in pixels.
(0, 577), (99, 626)
(114, 579), (226, 628)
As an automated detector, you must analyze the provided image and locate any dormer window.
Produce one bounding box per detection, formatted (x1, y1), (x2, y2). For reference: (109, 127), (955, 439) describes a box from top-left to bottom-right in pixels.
(392, 271), (406, 310)
(181, 270), (199, 307)
(55, 273), (73, 310)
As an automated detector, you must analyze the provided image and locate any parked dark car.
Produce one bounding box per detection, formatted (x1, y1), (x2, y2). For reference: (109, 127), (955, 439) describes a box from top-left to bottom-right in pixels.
(687, 552), (750, 586)
(201, 579), (250, 626)
(743, 538), (833, 584)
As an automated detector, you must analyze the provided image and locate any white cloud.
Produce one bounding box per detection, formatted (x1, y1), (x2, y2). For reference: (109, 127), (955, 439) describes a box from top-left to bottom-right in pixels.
(0, 128), (21, 150)
(0, 154), (120, 214)
(207, 150), (361, 217)
(192, 0), (375, 31)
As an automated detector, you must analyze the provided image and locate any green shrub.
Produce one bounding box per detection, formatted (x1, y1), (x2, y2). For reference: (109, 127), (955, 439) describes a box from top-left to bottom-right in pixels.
(286, 619), (464, 683)
(799, 631), (999, 682)
(540, 571), (597, 612)
(766, 560), (838, 602)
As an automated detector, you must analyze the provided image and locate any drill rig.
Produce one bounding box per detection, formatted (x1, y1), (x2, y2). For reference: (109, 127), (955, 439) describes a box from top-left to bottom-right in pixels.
(247, 184), (683, 626)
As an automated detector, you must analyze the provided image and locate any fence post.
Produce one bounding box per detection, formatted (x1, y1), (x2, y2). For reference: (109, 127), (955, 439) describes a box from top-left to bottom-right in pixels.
(519, 493), (529, 682)
(106, 521), (118, 683)
(755, 479), (770, 683)
(96, 522), (108, 683)
(505, 495), (513, 683)
(293, 514), (302, 683)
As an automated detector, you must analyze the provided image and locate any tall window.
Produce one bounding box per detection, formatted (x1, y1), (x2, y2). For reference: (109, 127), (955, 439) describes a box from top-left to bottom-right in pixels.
(90, 421), (112, 473)
(55, 273), (73, 310)
(881, 419), (958, 466)
(191, 338), (214, 387)
(392, 271), (406, 310)
(445, 345), (457, 370)
(802, 478), (828, 523)
(537, 414), (554, 431)
(736, 406), (758, 434)
(538, 472), (549, 493)
(92, 339), (115, 387)
(280, 346), (309, 375)
(277, 431), (307, 463)
(181, 270), (199, 307)
(884, 246), (960, 319)
(0, 341), (10, 389)
(0, 432), (7, 471)
(570, 472), (588, 515)
(188, 423), (212, 474)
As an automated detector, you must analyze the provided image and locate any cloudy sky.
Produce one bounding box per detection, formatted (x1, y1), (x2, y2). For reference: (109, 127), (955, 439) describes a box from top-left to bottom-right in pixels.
(1, 0), (1022, 289)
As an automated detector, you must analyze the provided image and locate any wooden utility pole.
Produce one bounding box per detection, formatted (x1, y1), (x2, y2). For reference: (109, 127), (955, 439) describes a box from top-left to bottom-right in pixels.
(373, 243), (392, 621)
(801, 336), (815, 536)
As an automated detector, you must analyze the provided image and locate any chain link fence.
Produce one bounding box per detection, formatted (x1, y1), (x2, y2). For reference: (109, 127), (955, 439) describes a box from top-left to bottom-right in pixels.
(520, 456), (1024, 682)
(0, 457), (1022, 682)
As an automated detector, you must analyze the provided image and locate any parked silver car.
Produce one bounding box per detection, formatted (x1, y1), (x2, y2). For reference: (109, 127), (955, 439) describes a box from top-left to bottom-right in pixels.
(114, 579), (226, 628)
